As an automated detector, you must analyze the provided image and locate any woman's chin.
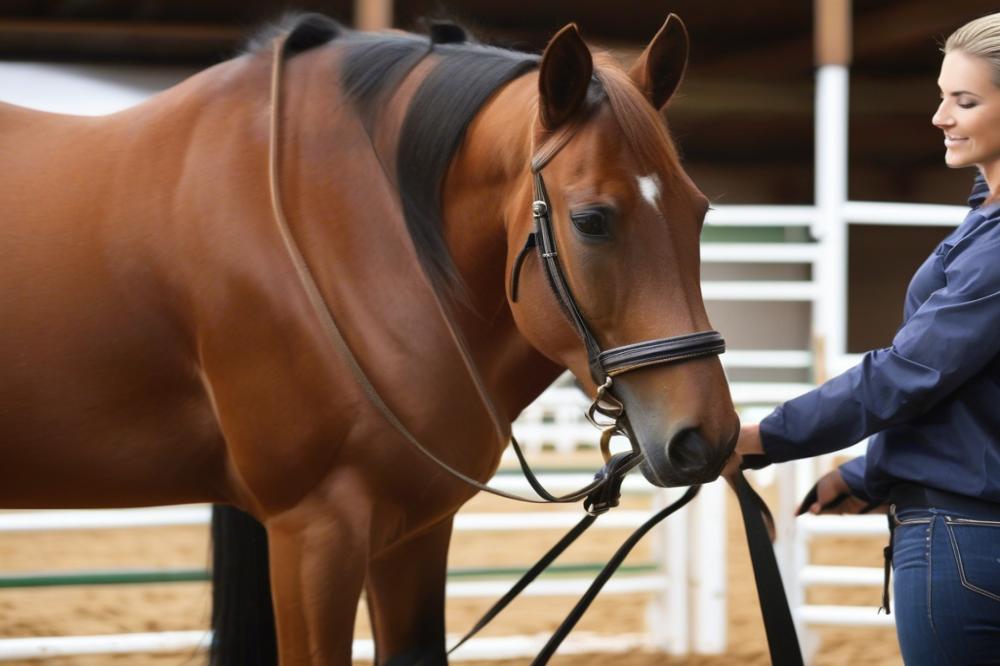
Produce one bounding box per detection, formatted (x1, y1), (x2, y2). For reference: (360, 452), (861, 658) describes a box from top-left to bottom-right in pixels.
(944, 151), (974, 169)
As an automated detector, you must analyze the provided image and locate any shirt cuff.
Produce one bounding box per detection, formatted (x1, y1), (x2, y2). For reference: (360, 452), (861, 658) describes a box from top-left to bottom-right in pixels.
(758, 405), (799, 463)
(837, 455), (874, 504)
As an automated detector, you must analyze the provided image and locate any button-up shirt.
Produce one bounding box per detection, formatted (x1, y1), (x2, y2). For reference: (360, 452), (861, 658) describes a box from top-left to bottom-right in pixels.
(760, 174), (1000, 503)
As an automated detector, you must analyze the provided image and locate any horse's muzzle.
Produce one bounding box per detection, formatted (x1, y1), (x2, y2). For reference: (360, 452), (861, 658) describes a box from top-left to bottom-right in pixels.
(639, 427), (735, 488)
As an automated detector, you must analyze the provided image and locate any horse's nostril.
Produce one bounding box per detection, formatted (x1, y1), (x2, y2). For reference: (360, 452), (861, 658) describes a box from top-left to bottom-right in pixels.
(666, 428), (710, 473)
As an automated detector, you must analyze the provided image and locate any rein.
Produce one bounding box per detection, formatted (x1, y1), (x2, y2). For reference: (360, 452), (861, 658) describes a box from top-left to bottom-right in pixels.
(266, 34), (802, 665)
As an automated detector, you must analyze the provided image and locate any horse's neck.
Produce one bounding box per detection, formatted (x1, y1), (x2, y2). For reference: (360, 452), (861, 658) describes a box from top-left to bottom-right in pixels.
(272, 49), (558, 424)
(439, 75), (563, 420)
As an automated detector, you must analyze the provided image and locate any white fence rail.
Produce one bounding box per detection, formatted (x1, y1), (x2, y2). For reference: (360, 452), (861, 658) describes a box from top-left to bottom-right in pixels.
(0, 455), (727, 661)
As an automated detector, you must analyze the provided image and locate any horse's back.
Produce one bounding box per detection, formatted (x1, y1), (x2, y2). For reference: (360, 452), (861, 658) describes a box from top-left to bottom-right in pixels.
(0, 82), (233, 509)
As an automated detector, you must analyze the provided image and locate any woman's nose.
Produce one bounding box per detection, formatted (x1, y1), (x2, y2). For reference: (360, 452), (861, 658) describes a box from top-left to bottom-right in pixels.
(932, 102), (952, 129)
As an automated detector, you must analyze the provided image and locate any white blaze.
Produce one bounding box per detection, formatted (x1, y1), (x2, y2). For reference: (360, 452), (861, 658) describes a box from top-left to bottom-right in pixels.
(637, 174), (661, 207)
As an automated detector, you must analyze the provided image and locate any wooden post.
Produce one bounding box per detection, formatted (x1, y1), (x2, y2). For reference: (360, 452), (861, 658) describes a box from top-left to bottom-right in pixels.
(355, 0), (393, 31)
(815, 0), (852, 66)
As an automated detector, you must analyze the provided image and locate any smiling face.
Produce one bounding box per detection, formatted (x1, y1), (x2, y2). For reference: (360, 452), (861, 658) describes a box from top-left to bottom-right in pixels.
(933, 50), (1000, 178)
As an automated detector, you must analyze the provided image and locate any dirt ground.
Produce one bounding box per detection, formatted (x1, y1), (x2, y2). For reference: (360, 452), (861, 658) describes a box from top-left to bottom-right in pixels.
(0, 459), (901, 665)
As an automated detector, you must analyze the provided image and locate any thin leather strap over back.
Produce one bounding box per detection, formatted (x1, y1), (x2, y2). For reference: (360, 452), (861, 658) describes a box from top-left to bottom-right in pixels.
(267, 35), (625, 505)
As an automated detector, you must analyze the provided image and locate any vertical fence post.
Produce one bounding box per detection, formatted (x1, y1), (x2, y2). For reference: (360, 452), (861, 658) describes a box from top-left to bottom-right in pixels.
(647, 488), (690, 654)
(690, 479), (727, 653)
(354, 0), (393, 31)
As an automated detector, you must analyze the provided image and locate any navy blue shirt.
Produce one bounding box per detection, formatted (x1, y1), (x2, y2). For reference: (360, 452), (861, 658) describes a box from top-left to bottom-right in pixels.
(760, 174), (1000, 503)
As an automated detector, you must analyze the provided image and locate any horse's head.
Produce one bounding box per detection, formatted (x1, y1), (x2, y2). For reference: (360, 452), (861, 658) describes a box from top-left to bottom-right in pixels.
(506, 16), (739, 487)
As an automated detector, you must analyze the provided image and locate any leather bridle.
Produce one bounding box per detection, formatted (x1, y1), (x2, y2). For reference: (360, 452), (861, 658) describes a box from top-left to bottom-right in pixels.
(511, 123), (726, 434)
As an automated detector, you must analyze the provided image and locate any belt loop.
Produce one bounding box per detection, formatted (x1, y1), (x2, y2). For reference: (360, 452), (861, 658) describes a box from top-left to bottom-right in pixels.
(879, 505), (897, 615)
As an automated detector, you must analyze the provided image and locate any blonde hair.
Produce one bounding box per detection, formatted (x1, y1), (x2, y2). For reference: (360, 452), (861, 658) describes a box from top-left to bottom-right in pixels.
(944, 13), (1000, 86)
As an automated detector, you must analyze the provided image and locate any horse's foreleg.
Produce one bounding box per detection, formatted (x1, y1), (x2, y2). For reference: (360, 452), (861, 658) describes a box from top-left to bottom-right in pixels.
(266, 499), (371, 665)
(366, 517), (454, 665)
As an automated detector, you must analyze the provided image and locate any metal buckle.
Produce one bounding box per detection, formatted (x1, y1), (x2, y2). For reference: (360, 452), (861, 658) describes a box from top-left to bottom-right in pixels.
(586, 377), (624, 428)
(583, 451), (637, 516)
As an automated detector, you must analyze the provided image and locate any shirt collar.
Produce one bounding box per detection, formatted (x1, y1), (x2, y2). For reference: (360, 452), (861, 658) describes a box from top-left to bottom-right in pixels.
(968, 172), (991, 208)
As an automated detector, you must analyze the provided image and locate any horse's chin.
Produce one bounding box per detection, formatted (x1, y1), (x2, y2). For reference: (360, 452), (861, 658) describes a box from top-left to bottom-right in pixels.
(638, 460), (671, 488)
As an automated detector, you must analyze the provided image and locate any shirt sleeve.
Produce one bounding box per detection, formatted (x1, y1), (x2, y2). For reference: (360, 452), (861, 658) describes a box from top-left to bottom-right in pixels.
(837, 455), (873, 502)
(760, 218), (1000, 462)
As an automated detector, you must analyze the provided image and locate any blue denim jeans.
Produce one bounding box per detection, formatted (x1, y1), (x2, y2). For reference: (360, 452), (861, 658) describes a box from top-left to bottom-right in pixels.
(892, 506), (1000, 665)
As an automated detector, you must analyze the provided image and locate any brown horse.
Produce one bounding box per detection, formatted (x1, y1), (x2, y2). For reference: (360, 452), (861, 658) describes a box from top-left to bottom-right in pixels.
(0, 12), (738, 665)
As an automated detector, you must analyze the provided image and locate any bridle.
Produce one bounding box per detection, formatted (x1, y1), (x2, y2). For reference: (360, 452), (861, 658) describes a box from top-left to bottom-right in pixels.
(511, 122), (726, 435)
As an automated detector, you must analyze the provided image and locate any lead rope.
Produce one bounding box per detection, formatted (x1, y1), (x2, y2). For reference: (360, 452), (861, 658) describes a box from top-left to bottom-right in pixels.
(451, 474), (804, 666)
(266, 35), (633, 504)
(733, 473), (804, 666)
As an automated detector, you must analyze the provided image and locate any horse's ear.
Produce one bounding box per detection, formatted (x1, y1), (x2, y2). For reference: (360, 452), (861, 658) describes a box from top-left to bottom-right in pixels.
(628, 14), (689, 110)
(428, 21), (467, 45)
(538, 23), (593, 130)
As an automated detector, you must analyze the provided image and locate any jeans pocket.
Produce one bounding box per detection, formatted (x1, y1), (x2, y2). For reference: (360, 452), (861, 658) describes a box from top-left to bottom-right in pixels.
(944, 517), (1000, 602)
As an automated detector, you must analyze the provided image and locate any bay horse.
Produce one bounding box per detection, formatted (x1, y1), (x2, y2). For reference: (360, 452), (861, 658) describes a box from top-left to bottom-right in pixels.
(0, 12), (739, 665)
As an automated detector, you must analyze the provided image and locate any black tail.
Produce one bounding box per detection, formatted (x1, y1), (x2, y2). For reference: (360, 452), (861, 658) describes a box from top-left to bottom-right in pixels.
(210, 505), (278, 666)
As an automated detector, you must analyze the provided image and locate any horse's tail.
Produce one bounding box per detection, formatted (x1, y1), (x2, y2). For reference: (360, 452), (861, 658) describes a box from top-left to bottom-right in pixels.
(210, 505), (278, 666)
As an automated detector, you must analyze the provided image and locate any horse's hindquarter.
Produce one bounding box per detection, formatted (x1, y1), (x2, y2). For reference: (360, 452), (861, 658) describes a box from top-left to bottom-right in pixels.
(0, 102), (228, 508)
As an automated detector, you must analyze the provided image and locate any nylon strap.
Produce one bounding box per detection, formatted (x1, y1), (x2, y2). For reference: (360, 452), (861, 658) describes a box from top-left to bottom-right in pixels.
(531, 485), (700, 664)
(448, 482), (698, 660)
(733, 473), (804, 666)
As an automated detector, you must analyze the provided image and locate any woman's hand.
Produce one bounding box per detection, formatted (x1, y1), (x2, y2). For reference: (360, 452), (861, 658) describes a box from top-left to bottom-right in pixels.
(722, 423), (765, 477)
(736, 423), (764, 455)
(798, 468), (882, 515)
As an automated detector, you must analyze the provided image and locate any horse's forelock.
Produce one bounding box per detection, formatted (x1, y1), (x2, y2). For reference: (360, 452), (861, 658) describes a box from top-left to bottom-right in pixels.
(591, 55), (682, 177)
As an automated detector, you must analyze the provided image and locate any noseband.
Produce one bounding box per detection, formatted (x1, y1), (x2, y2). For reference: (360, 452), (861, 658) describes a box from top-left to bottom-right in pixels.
(510, 124), (726, 425)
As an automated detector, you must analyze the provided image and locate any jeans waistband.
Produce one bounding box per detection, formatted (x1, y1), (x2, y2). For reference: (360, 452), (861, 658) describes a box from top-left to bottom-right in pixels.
(889, 483), (1000, 519)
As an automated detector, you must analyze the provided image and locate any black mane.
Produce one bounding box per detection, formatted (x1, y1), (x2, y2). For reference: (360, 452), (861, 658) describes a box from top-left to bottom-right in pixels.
(339, 30), (540, 298)
(261, 15), (601, 300)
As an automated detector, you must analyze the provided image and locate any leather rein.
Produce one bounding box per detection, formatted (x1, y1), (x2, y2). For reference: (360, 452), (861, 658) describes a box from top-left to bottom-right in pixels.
(266, 34), (803, 665)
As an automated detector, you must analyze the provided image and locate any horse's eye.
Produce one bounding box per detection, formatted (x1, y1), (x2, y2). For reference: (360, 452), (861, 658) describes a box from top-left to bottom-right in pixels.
(570, 208), (612, 239)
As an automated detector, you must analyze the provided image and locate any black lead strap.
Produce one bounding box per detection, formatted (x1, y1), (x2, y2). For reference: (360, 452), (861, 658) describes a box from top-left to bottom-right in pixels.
(530, 485), (700, 665)
(448, 455), (696, 663)
(733, 473), (804, 666)
(451, 470), (804, 666)
(447, 512), (597, 657)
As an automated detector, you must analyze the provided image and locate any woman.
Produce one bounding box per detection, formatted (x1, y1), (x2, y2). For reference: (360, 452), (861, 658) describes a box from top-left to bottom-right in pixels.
(733, 13), (1000, 665)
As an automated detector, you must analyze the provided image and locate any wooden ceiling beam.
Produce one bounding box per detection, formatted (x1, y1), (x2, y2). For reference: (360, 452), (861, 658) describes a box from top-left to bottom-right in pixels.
(0, 19), (242, 43)
(696, 0), (996, 75)
(669, 77), (937, 118)
(0, 19), (245, 62)
(852, 0), (997, 58)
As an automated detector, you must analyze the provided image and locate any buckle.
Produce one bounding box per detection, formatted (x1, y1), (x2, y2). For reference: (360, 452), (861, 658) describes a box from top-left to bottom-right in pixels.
(584, 451), (636, 516)
(586, 377), (624, 428)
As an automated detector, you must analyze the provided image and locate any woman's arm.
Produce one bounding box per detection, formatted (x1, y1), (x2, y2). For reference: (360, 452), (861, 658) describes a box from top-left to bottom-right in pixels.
(760, 222), (1000, 463)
